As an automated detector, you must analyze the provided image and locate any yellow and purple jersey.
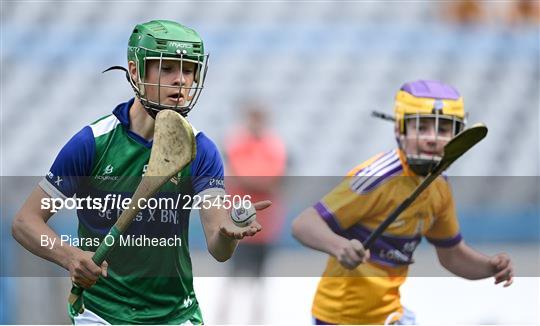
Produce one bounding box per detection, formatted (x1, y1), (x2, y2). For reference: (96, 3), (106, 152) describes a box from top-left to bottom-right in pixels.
(312, 149), (462, 325)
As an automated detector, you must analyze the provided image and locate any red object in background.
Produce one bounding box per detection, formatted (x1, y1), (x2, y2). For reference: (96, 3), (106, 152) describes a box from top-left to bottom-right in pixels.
(225, 126), (287, 244)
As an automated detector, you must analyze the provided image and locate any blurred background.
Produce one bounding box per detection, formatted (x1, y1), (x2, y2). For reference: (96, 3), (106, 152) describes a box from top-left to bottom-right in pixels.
(1, 1), (539, 324)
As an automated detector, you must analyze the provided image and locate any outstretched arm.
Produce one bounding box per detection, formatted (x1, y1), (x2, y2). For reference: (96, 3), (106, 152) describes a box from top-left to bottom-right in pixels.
(436, 241), (513, 286)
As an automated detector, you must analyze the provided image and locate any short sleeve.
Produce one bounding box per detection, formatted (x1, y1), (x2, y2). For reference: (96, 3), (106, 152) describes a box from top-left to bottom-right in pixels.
(425, 180), (462, 247)
(314, 151), (401, 232)
(190, 132), (225, 196)
(314, 175), (384, 232)
(39, 126), (95, 199)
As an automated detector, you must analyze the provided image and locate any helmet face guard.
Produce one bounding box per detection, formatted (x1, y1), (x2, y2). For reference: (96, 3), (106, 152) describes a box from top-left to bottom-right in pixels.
(129, 50), (209, 117)
(394, 80), (467, 175)
(126, 20), (209, 117)
(399, 114), (465, 175)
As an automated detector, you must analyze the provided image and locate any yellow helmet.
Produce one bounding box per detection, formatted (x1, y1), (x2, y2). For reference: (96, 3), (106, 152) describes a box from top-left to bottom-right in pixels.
(394, 80), (467, 175)
(395, 80), (466, 135)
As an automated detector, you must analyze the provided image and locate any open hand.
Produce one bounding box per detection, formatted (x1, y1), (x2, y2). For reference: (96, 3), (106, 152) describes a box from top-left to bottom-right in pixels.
(219, 200), (271, 239)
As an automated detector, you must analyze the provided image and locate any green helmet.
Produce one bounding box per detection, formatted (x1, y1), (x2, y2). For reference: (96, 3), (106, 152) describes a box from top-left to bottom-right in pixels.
(126, 20), (209, 117)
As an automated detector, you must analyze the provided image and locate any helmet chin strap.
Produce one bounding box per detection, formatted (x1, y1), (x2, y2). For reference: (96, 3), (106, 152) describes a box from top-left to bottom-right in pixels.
(102, 66), (190, 119)
(139, 100), (160, 119)
(397, 134), (440, 176)
(407, 158), (437, 176)
(139, 99), (167, 119)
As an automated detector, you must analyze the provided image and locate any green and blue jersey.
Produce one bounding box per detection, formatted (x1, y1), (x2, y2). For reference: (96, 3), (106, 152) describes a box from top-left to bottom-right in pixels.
(39, 99), (224, 324)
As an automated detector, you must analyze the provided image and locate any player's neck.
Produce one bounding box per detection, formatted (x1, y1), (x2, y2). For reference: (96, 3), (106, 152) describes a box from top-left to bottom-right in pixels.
(129, 99), (155, 141)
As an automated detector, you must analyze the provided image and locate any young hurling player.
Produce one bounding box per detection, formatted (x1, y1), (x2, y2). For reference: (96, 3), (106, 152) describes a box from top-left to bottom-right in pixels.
(12, 20), (270, 324)
(292, 80), (514, 325)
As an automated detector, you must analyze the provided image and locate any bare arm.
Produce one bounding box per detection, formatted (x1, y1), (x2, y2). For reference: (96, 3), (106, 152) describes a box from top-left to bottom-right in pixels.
(291, 207), (369, 269)
(12, 185), (106, 288)
(436, 241), (513, 286)
(199, 197), (270, 262)
(12, 186), (76, 269)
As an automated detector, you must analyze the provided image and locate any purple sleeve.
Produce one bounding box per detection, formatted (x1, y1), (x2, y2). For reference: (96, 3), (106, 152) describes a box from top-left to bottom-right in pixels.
(426, 234), (463, 248)
(313, 201), (342, 233)
(190, 132), (225, 194)
(40, 126), (95, 198)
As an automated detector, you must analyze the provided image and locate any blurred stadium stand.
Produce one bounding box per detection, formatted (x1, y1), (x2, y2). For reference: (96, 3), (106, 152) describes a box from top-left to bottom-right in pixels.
(1, 2), (538, 324)
(1, 2), (538, 178)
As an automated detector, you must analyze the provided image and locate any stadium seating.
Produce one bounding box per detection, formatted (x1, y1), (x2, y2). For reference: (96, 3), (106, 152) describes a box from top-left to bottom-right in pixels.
(2, 2), (538, 178)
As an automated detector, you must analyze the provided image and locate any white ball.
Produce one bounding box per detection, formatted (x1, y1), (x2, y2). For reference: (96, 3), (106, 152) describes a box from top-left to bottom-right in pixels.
(230, 205), (257, 227)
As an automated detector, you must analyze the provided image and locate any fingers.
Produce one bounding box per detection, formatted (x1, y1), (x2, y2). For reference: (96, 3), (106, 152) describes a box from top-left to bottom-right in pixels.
(344, 245), (362, 263)
(72, 275), (93, 289)
(492, 253), (513, 287)
(336, 247), (359, 270)
(494, 269), (508, 283)
(70, 253), (107, 289)
(350, 239), (363, 251)
(503, 276), (514, 287)
(249, 220), (262, 232)
(490, 256), (501, 268)
(238, 225), (258, 237)
(101, 261), (108, 278)
(71, 264), (98, 289)
(220, 222), (263, 240)
(350, 239), (369, 262)
(340, 259), (358, 270)
(253, 200), (272, 211)
(78, 260), (101, 281)
(219, 225), (237, 239)
(496, 254), (510, 270)
(344, 243), (362, 268)
(491, 253), (510, 270)
(350, 239), (370, 262)
(364, 249), (371, 262)
(239, 221), (262, 238)
(72, 275), (91, 289)
(337, 239), (369, 269)
(494, 267), (513, 285)
(220, 225), (244, 239)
